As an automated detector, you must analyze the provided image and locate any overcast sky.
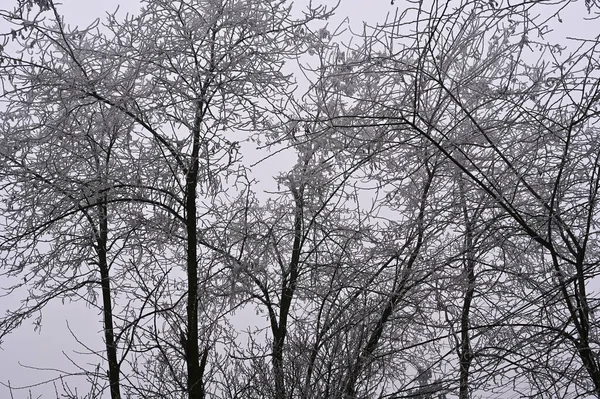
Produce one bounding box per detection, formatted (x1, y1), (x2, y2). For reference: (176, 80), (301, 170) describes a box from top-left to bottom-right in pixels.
(0, 1), (597, 398)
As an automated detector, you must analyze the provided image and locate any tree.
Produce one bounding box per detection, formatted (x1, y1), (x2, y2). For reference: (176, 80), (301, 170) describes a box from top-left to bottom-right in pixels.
(304, 0), (600, 396)
(2, 0), (600, 398)
(1, 0), (331, 398)
(0, 74), (145, 398)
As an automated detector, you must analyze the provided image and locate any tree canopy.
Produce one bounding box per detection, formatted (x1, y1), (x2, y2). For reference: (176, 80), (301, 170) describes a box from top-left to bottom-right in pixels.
(1, 0), (600, 398)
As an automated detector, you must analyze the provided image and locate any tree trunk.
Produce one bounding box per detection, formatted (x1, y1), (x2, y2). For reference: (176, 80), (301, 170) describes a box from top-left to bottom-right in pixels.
(458, 178), (475, 399)
(271, 185), (304, 399)
(97, 196), (121, 399)
(186, 105), (204, 399)
(577, 342), (600, 395)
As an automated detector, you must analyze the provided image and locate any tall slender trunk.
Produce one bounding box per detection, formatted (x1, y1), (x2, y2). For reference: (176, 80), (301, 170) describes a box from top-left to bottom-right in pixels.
(97, 195), (121, 399)
(185, 104), (204, 399)
(272, 332), (286, 399)
(458, 262), (475, 399)
(458, 178), (475, 399)
(271, 185), (304, 399)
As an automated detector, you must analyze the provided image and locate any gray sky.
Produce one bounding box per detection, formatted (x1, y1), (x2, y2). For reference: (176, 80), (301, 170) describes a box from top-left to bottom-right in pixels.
(0, 1), (597, 398)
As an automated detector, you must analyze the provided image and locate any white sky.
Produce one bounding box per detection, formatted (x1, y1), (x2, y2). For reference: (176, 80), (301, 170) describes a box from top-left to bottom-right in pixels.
(0, 1), (597, 398)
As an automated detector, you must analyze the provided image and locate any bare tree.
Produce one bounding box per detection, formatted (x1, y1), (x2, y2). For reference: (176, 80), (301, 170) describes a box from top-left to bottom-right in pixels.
(1, 0), (332, 398)
(3, 0), (600, 398)
(304, 0), (600, 396)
